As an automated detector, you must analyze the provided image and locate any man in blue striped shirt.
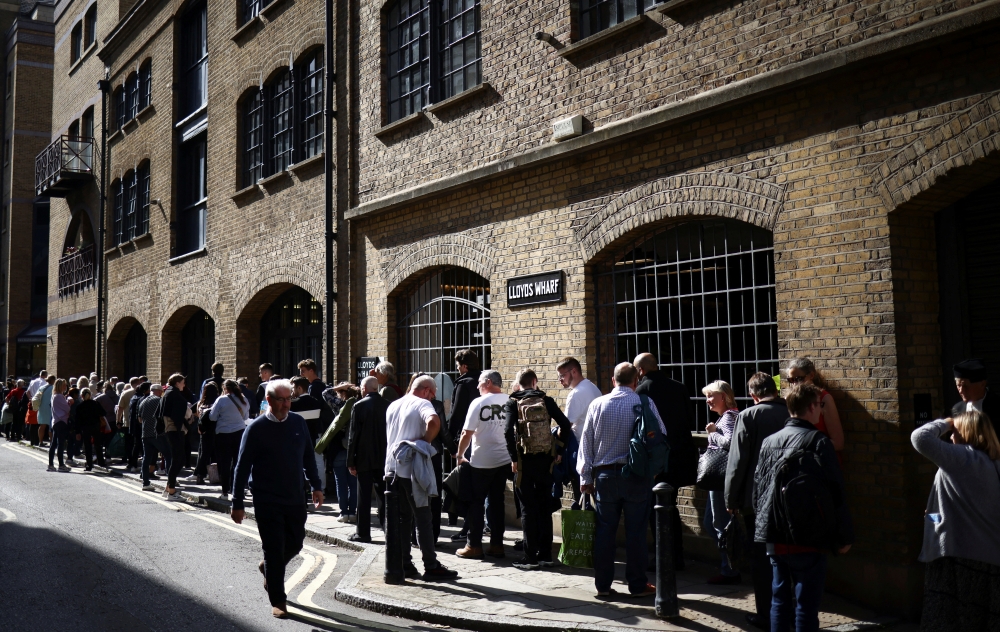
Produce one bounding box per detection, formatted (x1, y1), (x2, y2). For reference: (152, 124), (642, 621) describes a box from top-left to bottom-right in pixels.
(578, 362), (666, 598)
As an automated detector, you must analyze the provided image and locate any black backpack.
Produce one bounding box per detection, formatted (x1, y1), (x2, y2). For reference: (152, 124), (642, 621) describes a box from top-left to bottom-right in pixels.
(773, 431), (839, 551)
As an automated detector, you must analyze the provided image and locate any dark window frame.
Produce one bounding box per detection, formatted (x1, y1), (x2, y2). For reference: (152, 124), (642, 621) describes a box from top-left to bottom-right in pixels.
(111, 179), (123, 245)
(114, 87), (126, 130)
(243, 0), (273, 24)
(136, 162), (150, 236)
(84, 5), (97, 48)
(242, 90), (264, 187)
(176, 133), (207, 256)
(126, 72), (139, 121)
(179, 1), (208, 119)
(298, 50), (323, 160)
(70, 22), (83, 64)
(269, 69), (294, 174)
(138, 60), (152, 110)
(578, 0), (661, 39)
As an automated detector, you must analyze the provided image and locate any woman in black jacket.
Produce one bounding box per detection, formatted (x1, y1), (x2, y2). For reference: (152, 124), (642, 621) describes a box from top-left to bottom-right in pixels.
(74, 388), (108, 470)
(161, 374), (193, 500)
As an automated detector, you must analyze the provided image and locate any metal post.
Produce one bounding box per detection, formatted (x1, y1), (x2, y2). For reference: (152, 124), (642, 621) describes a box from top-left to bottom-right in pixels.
(383, 476), (404, 584)
(96, 77), (110, 378)
(323, 0), (337, 383)
(654, 482), (679, 618)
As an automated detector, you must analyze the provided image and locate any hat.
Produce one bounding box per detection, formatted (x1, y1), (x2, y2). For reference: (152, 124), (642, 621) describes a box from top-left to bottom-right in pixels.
(332, 381), (355, 392)
(953, 359), (988, 382)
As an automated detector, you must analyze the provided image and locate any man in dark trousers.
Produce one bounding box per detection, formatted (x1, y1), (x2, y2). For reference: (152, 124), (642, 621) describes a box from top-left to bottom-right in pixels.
(231, 379), (324, 619)
(753, 383), (853, 632)
(951, 359), (1000, 435)
(347, 376), (389, 542)
(725, 372), (788, 631)
(446, 348), (481, 537)
(633, 352), (695, 569)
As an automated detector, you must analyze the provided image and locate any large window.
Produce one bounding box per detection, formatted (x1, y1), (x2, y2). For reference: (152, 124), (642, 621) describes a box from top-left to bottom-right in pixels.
(71, 23), (83, 64)
(179, 1), (207, 119)
(126, 72), (139, 121)
(579, 0), (662, 39)
(270, 70), (294, 173)
(595, 219), (779, 431)
(260, 288), (323, 381)
(84, 5), (97, 48)
(396, 268), (491, 413)
(300, 51), (324, 160)
(243, 0), (273, 24)
(176, 134), (206, 255)
(111, 163), (150, 246)
(386, 0), (481, 124)
(115, 87), (126, 130)
(139, 60), (151, 111)
(243, 91), (264, 187)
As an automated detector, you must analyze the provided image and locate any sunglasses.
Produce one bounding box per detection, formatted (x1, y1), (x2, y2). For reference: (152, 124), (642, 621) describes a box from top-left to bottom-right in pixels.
(786, 376), (806, 384)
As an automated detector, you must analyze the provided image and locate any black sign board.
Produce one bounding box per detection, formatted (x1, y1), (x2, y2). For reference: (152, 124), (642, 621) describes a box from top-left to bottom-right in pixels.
(356, 357), (379, 384)
(507, 271), (565, 307)
(914, 393), (933, 427)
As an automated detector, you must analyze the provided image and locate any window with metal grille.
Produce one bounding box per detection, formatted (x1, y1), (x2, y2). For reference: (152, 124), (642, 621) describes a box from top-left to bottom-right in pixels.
(243, 91), (264, 187)
(115, 88), (126, 130)
(440, 0), (481, 100)
(260, 288), (324, 380)
(578, 0), (661, 39)
(139, 61), (151, 110)
(396, 268), (491, 406)
(299, 51), (323, 160)
(387, 0), (430, 123)
(126, 73), (139, 121)
(179, 1), (207, 119)
(270, 70), (294, 173)
(136, 163), (150, 236)
(595, 218), (779, 431)
(243, 0), (273, 24)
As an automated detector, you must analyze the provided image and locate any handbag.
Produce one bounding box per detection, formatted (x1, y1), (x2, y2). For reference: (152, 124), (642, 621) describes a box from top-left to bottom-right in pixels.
(696, 447), (729, 491)
(721, 512), (746, 569)
(557, 494), (596, 568)
(199, 409), (216, 434)
(0, 403), (11, 426)
(106, 431), (127, 459)
(207, 463), (221, 485)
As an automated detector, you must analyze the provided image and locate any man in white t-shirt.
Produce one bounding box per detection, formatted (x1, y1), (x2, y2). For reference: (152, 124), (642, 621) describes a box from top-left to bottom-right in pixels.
(557, 357), (603, 503)
(384, 375), (458, 582)
(27, 370), (47, 398)
(454, 370), (512, 559)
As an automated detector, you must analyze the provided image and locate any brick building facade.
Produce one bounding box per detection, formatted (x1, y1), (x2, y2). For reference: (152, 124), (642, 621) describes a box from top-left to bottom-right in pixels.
(33, 0), (1000, 617)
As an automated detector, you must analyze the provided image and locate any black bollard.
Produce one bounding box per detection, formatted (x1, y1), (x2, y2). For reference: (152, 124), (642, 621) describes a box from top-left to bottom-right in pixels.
(383, 475), (405, 584)
(653, 482), (679, 618)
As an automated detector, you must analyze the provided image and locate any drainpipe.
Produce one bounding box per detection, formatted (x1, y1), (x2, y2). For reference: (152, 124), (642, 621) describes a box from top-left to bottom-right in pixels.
(324, 0), (337, 382)
(96, 73), (109, 377)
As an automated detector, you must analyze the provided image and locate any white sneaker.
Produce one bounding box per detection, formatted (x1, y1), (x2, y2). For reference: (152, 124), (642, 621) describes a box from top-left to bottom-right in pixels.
(154, 469), (166, 476)
(141, 484), (155, 491)
(161, 489), (170, 499)
(167, 492), (184, 502)
(337, 514), (350, 523)
(181, 475), (200, 483)
(347, 514), (358, 524)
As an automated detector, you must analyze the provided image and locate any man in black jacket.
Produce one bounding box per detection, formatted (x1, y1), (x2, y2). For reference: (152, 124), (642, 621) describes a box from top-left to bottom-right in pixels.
(503, 369), (573, 570)
(255, 363), (274, 416)
(753, 383), (853, 632)
(951, 359), (1000, 435)
(347, 376), (389, 543)
(633, 353), (695, 569)
(724, 372), (788, 631)
(201, 362), (225, 398)
(297, 359), (328, 403)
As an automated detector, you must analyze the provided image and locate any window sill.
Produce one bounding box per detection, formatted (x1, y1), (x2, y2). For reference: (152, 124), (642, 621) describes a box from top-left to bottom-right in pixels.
(232, 14), (262, 43)
(655, 0), (699, 14)
(232, 183), (261, 203)
(289, 152), (324, 175)
(557, 14), (648, 58)
(169, 247), (207, 265)
(136, 103), (155, 121)
(106, 232), (152, 257)
(108, 129), (123, 143)
(426, 82), (491, 115)
(375, 111), (426, 139)
(123, 117), (139, 133)
(262, 0), (291, 19)
(258, 169), (290, 188)
(68, 42), (98, 76)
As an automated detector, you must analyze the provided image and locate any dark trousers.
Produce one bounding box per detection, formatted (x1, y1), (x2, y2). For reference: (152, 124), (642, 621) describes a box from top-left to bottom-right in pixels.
(255, 502), (307, 606)
(744, 513), (773, 623)
(215, 430), (243, 495)
(467, 465), (508, 547)
(129, 430), (143, 468)
(770, 552), (827, 632)
(124, 433), (134, 466)
(10, 417), (23, 441)
(517, 455), (556, 562)
(594, 469), (650, 594)
(412, 454), (444, 541)
(48, 423), (68, 467)
(142, 436), (171, 485)
(355, 469), (385, 540)
(390, 477), (438, 570)
(194, 431), (216, 479)
(166, 430), (186, 488)
(80, 429), (105, 467)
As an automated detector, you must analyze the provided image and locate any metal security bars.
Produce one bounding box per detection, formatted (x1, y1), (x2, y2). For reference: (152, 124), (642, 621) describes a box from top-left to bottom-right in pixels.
(397, 268), (491, 410)
(387, 0), (430, 123)
(440, 0), (481, 100)
(595, 219), (779, 432)
(260, 288), (324, 380)
(300, 52), (324, 160)
(579, 0), (663, 39)
(270, 70), (295, 173)
(35, 135), (94, 197)
(57, 244), (95, 297)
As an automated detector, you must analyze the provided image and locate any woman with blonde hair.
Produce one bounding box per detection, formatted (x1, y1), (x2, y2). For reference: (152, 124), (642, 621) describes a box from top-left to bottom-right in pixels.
(786, 358), (844, 455)
(47, 379), (70, 472)
(701, 379), (741, 585)
(912, 410), (1000, 631)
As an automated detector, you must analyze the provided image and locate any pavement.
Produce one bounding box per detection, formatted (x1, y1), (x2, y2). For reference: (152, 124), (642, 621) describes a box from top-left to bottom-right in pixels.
(7, 438), (919, 632)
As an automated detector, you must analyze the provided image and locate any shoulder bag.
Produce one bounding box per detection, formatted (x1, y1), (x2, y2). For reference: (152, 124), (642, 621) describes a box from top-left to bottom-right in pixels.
(696, 447), (729, 491)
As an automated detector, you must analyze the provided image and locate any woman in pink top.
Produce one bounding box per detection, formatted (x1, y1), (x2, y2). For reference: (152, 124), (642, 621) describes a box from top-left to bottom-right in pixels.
(48, 379), (71, 472)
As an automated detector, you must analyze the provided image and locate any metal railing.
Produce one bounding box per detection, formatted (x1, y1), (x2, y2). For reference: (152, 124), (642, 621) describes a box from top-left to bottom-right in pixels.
(57, 244), (96, 297)
(35, 135), (94, 196)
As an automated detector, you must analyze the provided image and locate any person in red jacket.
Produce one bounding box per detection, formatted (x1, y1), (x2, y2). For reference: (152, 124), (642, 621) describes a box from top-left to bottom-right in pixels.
(5, 379), (26, 441)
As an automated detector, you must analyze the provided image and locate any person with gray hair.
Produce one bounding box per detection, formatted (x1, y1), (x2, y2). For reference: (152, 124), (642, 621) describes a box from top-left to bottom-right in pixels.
(346, 375), (390, 542)
(371, 361), (403, 403)
(454, 370), (512, 559)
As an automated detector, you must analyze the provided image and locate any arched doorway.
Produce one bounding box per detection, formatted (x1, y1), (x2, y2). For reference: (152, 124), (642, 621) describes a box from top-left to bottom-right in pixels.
(181, 309), (214, 392)
(259, 287), (323, 380)
(595, 218), (779, 431)
(396, 268), (491, 414)
(123, 322), (147, 379)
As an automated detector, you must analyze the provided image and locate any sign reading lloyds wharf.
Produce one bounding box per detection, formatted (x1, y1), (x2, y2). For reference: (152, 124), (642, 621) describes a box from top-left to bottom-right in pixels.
(506, 271), (565, 307)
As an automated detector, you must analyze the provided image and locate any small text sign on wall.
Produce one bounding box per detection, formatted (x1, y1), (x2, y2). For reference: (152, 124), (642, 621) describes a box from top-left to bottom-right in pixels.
(507, 271), (565, 307)
(356, 357), (380, 384)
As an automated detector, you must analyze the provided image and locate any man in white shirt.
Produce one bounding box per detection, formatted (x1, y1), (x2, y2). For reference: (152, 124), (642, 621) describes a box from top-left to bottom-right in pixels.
(455, 370), (512, 559)
(384, 375), (458, 582)
(27, 370), (47, 398)
(557, 357), (602, 503)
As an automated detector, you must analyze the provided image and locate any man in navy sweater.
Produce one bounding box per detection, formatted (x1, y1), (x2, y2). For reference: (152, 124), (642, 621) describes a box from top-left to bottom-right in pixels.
(232, 379), (324, 619)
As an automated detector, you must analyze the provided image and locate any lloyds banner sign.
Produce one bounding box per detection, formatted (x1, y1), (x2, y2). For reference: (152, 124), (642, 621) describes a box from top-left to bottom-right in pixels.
(506, 270), (565, 307)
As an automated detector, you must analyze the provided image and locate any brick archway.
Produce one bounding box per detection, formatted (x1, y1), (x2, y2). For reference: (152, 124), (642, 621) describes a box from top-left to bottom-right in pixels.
(576, 171), (785, 264)
(107, 315), (148, 380)
(379, 233), (495, 297)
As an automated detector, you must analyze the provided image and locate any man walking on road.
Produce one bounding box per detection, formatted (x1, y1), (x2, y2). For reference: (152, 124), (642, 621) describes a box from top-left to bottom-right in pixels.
(231, 379), (324, 619)
(347, 376), (389, 543)
(578, 362), (666, 597)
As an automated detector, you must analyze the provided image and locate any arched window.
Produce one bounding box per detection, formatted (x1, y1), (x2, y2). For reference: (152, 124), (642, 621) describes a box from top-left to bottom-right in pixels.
(260, 288), (323, 380)
(126, 72), (139, 121)
(299, 50), (323, 160)
(243, 90), (264, 187)
(595, 218), (779, 431)
(114, 87), (126, 130)
(123, 322), (148, 379)
(182, 310), (215, 393)
(111, 163), (149, 245)
(111, 178), (123, 243)
(138, 60), (152, 110)
(58, 210), (96, 297)
(396, 268), (491, 409)
(84, 5), (97, 48)
(269, 69), (294, 173)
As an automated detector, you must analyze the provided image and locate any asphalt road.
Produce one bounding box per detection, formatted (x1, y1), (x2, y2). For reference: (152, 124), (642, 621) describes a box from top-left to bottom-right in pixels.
(0, 441), (464, 632)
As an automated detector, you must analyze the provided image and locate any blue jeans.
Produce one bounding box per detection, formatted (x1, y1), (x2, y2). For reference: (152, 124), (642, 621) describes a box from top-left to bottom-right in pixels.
(142, 436), (172, 485)
(703, 490), (738, 576)
(770, 552), (827, 632)
(332, 449), (357, 515)
(48, 422), (69, 467)
(594, 469), (650, 594)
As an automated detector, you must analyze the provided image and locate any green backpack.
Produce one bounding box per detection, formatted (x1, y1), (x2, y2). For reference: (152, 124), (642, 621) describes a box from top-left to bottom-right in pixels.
(622, 395), (669, 480)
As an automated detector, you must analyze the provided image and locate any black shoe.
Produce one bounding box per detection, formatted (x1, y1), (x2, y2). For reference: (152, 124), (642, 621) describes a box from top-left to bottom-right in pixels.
(745, 613), (769, 631)
(513, 539), (524, 551)
(422, 565), (458, 581)
(450, 531), (468, 543)
(404, 564), (421, 579)
(348, 533), (371, 543)
(513, 557), (540, 571)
